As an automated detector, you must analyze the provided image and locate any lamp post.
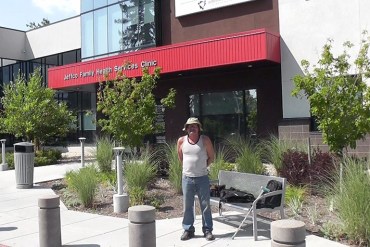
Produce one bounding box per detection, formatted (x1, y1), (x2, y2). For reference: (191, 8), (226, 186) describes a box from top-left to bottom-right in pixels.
(78, 137), (86, 167)
(0, 139), (7, 171)
(113, 147), (129, 213)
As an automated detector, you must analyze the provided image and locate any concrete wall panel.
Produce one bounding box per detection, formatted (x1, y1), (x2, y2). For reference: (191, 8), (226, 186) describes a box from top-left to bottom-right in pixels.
(0, 28), (27, 60)
(26, 17), (80, 59)
(279, 0), (369, 118)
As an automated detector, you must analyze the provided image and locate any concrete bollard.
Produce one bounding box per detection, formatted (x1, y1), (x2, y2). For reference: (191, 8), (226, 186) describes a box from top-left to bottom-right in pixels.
(128, 205), (156, 247)
(38, 195), (62, 247)
(271, 219), (306, 247)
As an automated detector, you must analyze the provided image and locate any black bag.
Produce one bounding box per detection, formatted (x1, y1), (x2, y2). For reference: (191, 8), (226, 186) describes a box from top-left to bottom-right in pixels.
(256, 180), (282, 209)
(210, 184), (225, 197)
(219, 187), (256, 203)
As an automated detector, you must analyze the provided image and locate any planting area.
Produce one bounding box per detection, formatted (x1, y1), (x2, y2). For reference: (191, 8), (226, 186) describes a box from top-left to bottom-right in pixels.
(38, 175), (354, 247)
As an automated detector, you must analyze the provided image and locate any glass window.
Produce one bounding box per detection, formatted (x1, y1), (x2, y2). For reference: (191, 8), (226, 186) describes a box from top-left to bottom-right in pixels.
(201, 91), (243, 115)
(189, 94), (200, 116)
(2, 66), (10, 85)
(108, 4), (123, 53)
(94, 0), (107, 9)
(83, 112), (96, 130)
(81, 0), (156, 59)
(12, 63), (21, 81)
(94, 8), (108, 56)
(143, 2), (154, 23)
(82, 92), (92, 110)
(67, 92), (79, 110)
(81, 0), (94, 13)
(45, 55), (58, 66)
(81, 12), (94, 58)
(139, 1), (155, 46)
(245, 89), (257, 136)
(62, 50), (79, 65)
(108, 0), (120, 4)
(189, 89), (257, 140)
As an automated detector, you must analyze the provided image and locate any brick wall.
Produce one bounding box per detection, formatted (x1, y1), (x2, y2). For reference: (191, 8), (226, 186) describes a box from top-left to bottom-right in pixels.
(278, 119), (370, 158)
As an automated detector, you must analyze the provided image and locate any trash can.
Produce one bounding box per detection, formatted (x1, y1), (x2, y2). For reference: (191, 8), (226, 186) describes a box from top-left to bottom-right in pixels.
(14, 142), (35, 189)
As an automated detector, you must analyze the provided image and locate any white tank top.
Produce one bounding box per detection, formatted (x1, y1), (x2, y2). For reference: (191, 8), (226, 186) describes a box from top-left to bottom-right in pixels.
(182, 135), (208, 177)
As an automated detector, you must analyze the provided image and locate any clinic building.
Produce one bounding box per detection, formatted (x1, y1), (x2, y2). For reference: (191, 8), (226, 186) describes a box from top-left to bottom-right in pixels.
(1, 0), (370, 156)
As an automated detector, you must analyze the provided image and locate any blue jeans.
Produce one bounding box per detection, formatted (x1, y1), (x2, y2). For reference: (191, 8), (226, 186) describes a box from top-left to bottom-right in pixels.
(182, 175), (213, 233)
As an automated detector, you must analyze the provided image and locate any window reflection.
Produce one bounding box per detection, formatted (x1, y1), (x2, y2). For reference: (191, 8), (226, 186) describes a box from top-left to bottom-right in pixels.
(81, 12), (93, 58)
(81, 0), (156, 59)
(108, 4), (122, 52)
(189, 90), (257, 140)
(94, 8), (108, 55)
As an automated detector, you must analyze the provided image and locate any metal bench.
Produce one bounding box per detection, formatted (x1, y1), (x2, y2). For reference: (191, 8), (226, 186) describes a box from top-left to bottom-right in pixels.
(211, 170), (286, 241)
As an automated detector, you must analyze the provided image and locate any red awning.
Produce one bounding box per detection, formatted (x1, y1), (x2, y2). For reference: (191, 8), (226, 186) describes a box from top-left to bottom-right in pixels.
(48, 29), (280, 89)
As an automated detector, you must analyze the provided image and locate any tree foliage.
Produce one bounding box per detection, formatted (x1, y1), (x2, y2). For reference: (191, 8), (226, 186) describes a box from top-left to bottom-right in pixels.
(0, 68), (75, 150)
(97, 66), (176, 148)
(26, 18), (50, 30)
(292, 32), (370, 154)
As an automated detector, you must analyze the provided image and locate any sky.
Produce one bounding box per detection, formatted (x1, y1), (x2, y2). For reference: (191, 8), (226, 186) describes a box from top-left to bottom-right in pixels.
(0, 0), (80, 31)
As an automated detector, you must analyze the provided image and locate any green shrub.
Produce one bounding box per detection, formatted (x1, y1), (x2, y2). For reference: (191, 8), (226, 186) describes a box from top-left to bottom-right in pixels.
(46, 149), (62, 160)
(226, 135), (264, 174)
(4, 152), (14, 169)
(129, 186), (146, 206)
(97, 170), (117, 188)
(65, 166), (99, 208)
(95, 136), (114, 172)
(35, 156), (53, 166)
(147, 195), (165, 209)
(320, 222), (346, 242)
(325, 157), (370, 245)
(285, 185), (307, 216)
(124, 149), (157, 192)
(209, 146), (234, 180)
(163, 141), (183, 194)
(285, 185), (307, 205)
(260, 135), (307, 172)
(34, 149), (62, 166)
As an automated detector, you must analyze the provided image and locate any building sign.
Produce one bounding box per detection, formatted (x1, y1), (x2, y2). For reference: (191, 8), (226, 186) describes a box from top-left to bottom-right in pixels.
(175, 0), (256, 17)
(63, 60), (157, 81)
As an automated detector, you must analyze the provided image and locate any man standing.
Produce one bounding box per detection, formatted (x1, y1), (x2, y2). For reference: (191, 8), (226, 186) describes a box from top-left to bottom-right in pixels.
(177, 117), (215, 241)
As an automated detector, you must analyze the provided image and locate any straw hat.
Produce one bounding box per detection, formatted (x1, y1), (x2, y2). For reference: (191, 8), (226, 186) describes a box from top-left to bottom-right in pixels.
(182, 117), (203, 131)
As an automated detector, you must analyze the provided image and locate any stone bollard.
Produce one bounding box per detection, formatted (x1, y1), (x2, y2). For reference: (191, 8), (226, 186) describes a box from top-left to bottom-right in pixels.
(271, 219), (306, 247)
(38, 195), (62, 247)
(128, 205), (156, 247)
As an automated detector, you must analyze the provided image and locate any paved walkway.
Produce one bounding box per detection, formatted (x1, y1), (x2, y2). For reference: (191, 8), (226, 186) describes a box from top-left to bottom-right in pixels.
(0, 162), (348, 246)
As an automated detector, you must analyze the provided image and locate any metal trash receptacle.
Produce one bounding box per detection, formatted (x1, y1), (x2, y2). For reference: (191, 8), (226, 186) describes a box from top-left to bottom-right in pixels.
(14, 142), (35, 189)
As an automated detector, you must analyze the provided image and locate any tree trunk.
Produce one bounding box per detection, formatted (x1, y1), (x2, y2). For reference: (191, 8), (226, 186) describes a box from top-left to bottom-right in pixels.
(34, 138), (41, 152)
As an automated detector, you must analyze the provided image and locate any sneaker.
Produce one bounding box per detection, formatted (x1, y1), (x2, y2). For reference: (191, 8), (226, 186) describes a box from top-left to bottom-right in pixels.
(180, 231), (194, 241)
(204, 231), (215, 241)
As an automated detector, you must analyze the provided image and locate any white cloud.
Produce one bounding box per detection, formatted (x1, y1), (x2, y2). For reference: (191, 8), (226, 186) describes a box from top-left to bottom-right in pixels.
(32, 0), (80, 15)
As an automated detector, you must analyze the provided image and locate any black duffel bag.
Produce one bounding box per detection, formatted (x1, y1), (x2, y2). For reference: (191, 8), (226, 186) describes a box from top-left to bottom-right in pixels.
(219, 187), (256, 203)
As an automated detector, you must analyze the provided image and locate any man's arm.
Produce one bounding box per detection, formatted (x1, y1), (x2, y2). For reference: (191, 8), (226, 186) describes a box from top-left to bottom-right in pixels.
(203, 135), (215, 166)
(177, 136), (184, 164)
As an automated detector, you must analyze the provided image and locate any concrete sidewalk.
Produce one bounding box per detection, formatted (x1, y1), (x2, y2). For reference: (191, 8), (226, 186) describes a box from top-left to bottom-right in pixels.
(0, 163), (347, 247)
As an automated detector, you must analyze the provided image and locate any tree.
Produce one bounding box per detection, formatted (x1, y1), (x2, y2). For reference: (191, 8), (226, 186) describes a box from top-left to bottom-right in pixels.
(292, 33), (370, 154)
(26, 18), (50, 29)
(0, 68), (75, 150)
(97, 66), (176, 148)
